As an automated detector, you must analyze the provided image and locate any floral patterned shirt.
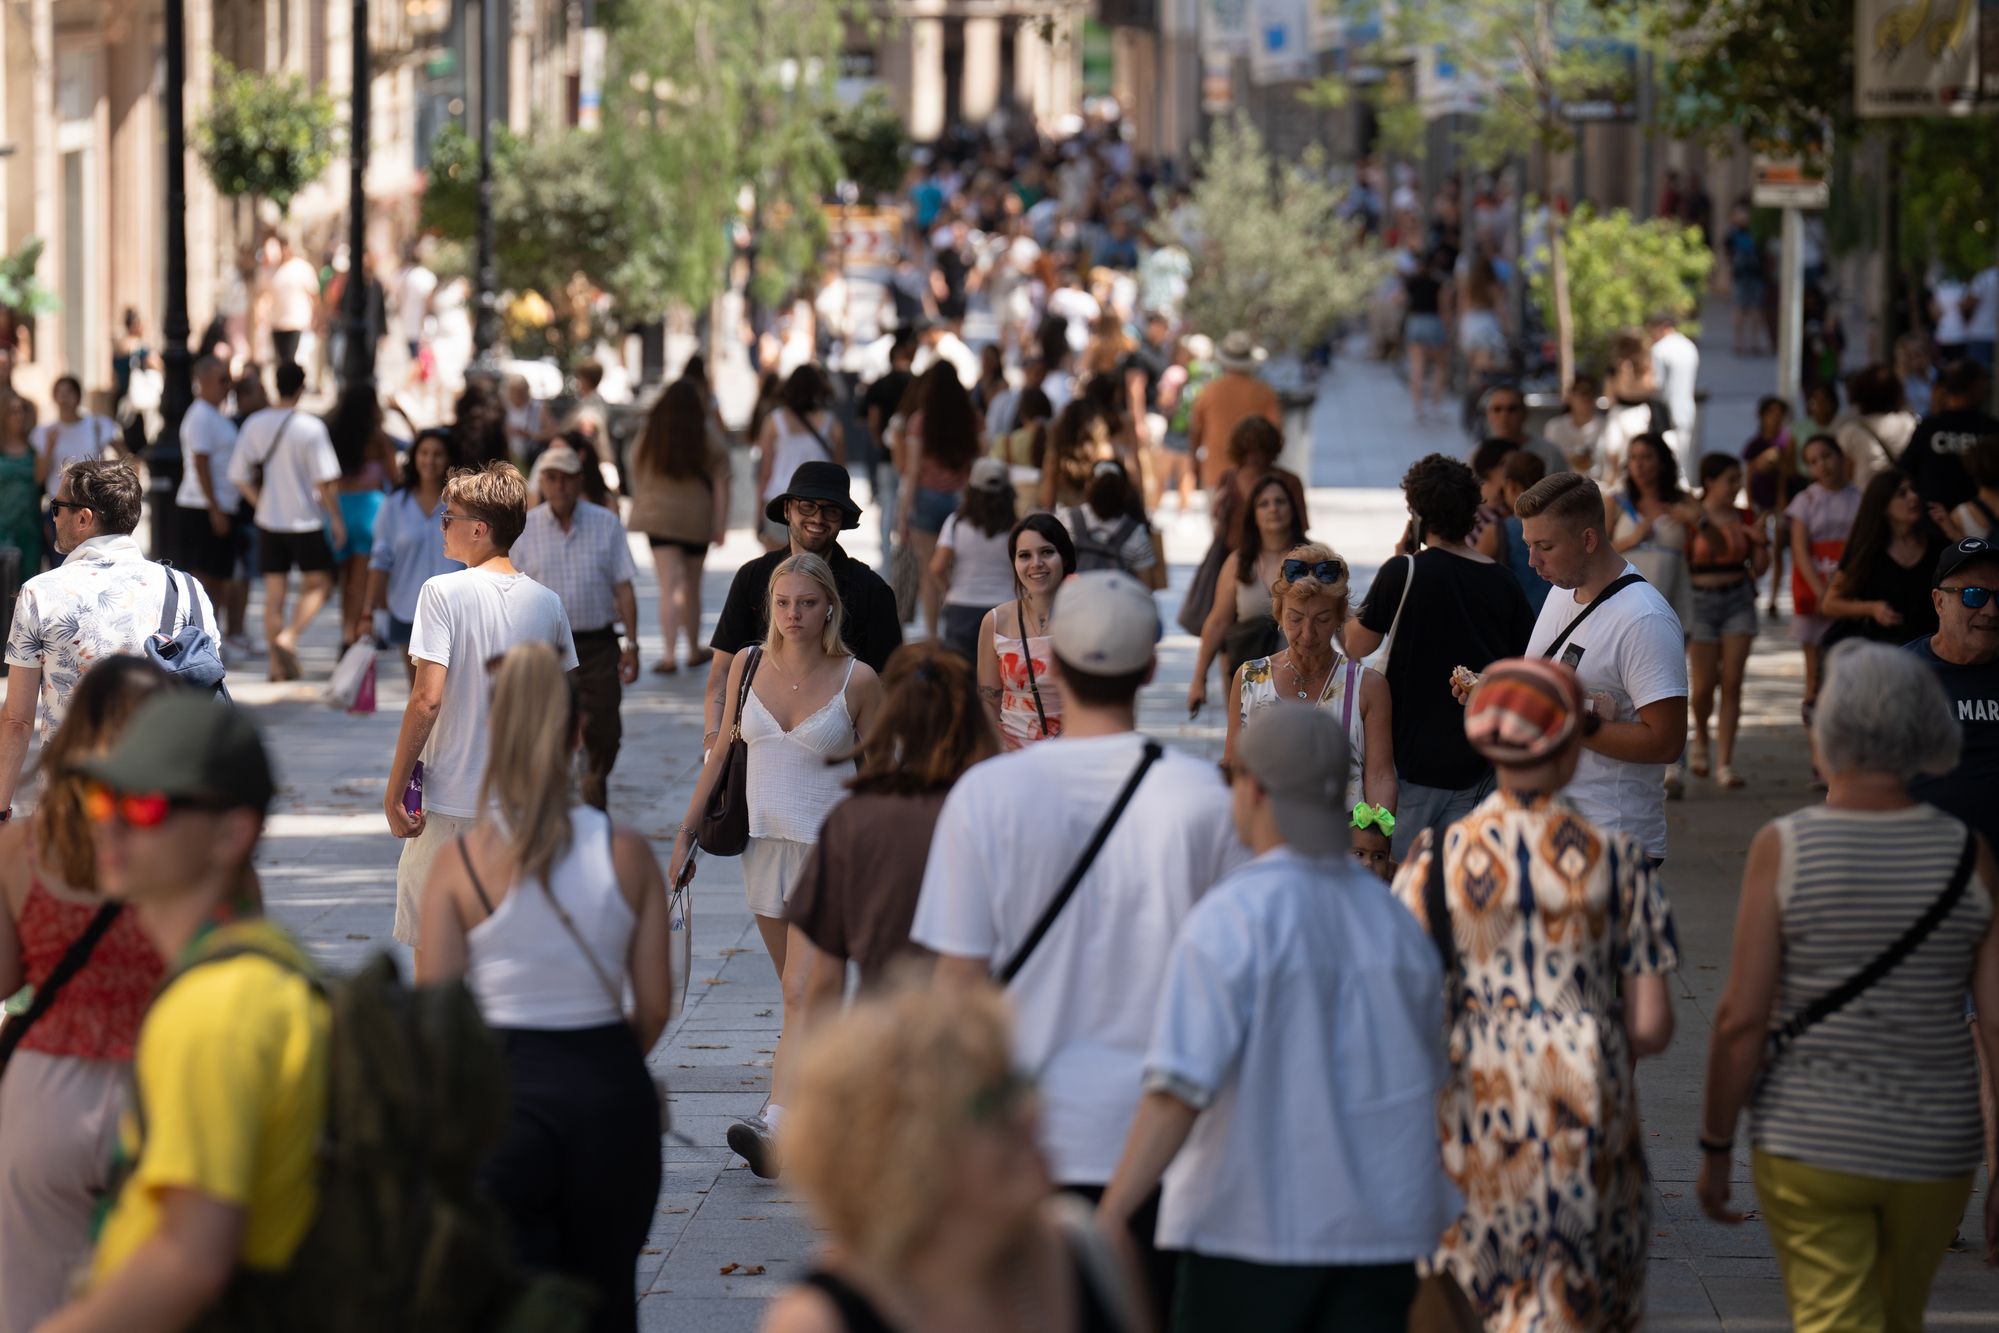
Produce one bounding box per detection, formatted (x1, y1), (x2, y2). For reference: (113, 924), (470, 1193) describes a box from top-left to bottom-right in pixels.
(5, 535), (216, 737)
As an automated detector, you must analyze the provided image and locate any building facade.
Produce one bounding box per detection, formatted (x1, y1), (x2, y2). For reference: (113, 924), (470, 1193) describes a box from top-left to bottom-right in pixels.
(864, 1), (1087, 144)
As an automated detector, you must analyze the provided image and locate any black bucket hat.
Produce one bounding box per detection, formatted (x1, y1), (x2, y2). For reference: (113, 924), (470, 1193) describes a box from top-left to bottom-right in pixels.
(765, 460), (863, 529)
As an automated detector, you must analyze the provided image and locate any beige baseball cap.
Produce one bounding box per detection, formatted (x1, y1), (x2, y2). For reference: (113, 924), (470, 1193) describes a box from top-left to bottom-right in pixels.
(1048, 571), (1159, 677)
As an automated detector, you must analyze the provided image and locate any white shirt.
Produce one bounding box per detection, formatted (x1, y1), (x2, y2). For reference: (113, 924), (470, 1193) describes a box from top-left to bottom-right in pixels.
(1935, 279), (1971, 344)
(407, 568), (577, 818)
(227, 405), (341, 533)
(1543, 415), (1603, 474)
(396, 264), (438, 342)
(1146, 848), (1459, 1265)
(1651, 330), (1700, 462)
(175, 399), (241, 512)
(268, 257), (321, 332)
(1967, 269), (1999, 341)
(1595, 401), (1656, 485)
(510, 500), (639, 634)
(34, 416), (118, 500)
(1525, 564), (1687, 859)
(938, 513), (1016, 608)
(5, 535), (217, 737)
(912, 332), (979, 388)
(910, 734), (1248, 1185)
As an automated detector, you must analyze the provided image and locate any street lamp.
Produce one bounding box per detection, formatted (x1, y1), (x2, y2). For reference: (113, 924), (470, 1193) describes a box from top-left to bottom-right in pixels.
(149, 0), (192, 562)
(340, 0), (374, 396)
(469, 0), (502, 380)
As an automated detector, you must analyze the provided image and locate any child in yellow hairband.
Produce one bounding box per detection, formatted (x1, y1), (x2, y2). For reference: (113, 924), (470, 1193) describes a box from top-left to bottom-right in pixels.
(1350, 803), (1395, 884)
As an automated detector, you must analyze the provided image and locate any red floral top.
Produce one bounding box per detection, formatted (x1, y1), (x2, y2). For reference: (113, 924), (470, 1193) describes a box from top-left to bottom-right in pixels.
(15, 881), (164, 1061)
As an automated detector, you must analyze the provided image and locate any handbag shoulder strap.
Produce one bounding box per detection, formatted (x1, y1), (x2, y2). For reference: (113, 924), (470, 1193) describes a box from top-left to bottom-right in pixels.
(795, 409), (833, 460)
(1381, 552), (1416, 666)
(156, 565), (181, 637)
(1543, 572), (1644, 660)
(994, 741), (1162, 985)
(1016, 598), (1050, 739)
(729, 647), (763, 742)
(1421, 830), (1458, 1022)
(256, 410), (300, 469)
(1766, 829), (1980, 1063)
(537, 819), (628, 1014)
(0, 902), (123, 1068)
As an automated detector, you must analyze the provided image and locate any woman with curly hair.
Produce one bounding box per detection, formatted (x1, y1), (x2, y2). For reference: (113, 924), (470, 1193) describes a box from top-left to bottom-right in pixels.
(1347, 453), (1534, 857)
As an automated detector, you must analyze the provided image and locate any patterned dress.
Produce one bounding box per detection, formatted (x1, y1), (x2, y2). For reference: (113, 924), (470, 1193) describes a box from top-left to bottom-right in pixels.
(1393, 789), (1679, 1333)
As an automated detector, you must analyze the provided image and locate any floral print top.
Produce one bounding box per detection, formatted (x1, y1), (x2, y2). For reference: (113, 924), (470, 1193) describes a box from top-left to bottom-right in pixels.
(4, 535), (216, 737)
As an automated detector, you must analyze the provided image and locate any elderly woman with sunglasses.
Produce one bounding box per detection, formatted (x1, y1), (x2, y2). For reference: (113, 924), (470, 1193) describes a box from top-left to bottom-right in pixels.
(1225, 543), (1395, 820)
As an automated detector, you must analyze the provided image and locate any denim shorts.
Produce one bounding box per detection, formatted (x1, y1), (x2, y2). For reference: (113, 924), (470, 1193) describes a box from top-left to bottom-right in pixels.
(1689, 580), (1757, 643)
(910, 486), (959, 535)
(1405, 313), (1446, 349)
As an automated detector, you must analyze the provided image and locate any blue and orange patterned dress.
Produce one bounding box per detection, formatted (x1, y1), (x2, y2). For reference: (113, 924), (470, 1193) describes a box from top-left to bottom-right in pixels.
(1393, 788), (1679, 1332)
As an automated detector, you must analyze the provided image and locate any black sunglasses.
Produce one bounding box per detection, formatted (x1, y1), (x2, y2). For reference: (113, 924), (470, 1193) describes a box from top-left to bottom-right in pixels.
(47, 499), (91, 515)
(1941, 586), (1994, 610)
(1282, 558), (1346, 585)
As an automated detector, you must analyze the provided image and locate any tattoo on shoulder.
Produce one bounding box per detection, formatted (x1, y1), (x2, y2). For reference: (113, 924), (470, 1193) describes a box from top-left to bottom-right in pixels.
(979, 686), (1003, 703)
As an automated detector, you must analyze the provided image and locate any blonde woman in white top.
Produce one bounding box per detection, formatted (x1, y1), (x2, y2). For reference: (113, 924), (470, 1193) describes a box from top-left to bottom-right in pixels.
(1224, 543), (1395, 815)
(672, 552), (882, 1177)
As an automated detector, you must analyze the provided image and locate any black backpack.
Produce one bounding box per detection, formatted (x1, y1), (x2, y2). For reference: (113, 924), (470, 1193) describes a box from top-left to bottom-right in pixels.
(128, 927), (593, 1333)
(1065, 507), (1143, 576)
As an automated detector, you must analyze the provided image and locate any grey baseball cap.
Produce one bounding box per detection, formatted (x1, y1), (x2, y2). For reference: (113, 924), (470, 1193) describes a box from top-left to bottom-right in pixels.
(1235, 705), (1351, 857)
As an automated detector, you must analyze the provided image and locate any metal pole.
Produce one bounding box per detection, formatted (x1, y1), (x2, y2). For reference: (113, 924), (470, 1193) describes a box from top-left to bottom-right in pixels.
(150, 0), (191, 561)
(470, 0), (500, 373)
(341, 0), (375, 395)
(1777, 206), (1803, 408)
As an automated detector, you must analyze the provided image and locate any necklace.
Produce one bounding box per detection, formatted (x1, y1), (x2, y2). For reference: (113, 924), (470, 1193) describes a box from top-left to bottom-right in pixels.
(764, 653), (826, 692)
(1019, 596), (1050, 635)
(1282, 650), (1335, 702)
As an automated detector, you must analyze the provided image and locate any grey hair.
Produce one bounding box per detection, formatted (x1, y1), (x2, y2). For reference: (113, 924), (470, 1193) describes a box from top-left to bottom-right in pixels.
(1813, 641), (1961, 780)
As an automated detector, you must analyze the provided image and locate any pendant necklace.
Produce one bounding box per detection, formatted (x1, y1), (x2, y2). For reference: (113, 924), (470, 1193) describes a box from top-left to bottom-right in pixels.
(1284, 651), (1334, 702)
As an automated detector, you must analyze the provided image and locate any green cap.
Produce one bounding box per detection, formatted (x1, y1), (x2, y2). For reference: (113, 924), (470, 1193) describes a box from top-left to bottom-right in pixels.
(72, 693), (275, 812)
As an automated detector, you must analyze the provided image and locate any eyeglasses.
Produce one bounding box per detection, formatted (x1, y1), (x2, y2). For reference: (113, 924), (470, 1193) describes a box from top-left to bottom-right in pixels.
(47, 499), (90, 515)
(82, 783), (217, 829)
(788, 500), (835, 521)
(1941, 585), (1995, 610)
(439, 511), (476, 529)
(1282, 557), (1347, 585)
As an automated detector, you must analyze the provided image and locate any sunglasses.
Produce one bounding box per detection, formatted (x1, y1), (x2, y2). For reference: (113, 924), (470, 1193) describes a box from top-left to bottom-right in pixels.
(1282, 558), (1347, 585)
(1941, 586), (1994, 610)
(47, 499), (91, 515)
(439, 511), (478, 529)
(83, 783), (218, 829)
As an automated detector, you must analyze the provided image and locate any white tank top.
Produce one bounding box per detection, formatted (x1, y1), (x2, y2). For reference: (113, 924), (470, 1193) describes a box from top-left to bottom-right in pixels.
(741, 657), (858, 842)
(465, 805), (635, 1030)
(761, 409), (834, 502)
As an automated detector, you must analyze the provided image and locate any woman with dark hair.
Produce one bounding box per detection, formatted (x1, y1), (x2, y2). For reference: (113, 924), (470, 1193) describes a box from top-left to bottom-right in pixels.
(1207, 416), (1308, 557)
(1818, 469), (1949, 647)
(973, 344), (1008, 421)
(1346, 454), (1534, 858)
(978, 513), (1076, 750)
(1038, 397), (1111, 511)
(993, 384), (1052, 513)
(932, 458), (1018, 660)
(756, 364), (844, 551)
(367, 427), (463, 682)
(1063, 459), (1162, 588)
(325, 383), (401, 649)
(1608, 431), (1697, 629)
(450, 378), (511, 467)
(629, 379), (731, 673)
(0, 394), (42, 573)
(1188, 474), (1303, 714)
(896, 365), (980, 634)
(1684, 452), (1769, 789)
(1835, 362), (1919, 489)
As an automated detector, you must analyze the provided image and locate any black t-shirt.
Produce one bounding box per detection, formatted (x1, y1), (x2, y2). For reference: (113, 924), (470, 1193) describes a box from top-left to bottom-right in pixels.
(1905, 636), (1999, 850)
(1404, 273), (1442, 315)
(1836, 534), (1947, 646)
(1358, 548), (1535, 789)
(1123, 344), (1169, 413)
(1901, 409), (1999, 509)
(863, 370), (912, 433)
(709, 541), (904, 672)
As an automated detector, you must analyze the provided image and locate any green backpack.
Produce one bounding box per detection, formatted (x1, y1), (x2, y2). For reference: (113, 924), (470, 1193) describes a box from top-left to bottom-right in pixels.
(132, 932), (593, 1332)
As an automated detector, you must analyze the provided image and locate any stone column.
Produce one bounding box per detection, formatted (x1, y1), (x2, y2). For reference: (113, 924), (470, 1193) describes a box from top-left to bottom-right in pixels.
(960, 15), (1000, 124)
(908, 15), (945, 142)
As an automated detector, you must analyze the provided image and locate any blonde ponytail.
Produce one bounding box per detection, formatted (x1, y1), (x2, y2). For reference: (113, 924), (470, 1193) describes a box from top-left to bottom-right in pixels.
(480, 642), (578, 886)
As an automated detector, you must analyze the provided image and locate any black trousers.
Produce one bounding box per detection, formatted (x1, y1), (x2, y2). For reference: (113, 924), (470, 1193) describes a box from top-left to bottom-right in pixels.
(1171, 1253), (1417, 1333)
(571, 630), (623, 809)
(1062, 1183), (1174, 1325)
(483, 1024), (661, 1333)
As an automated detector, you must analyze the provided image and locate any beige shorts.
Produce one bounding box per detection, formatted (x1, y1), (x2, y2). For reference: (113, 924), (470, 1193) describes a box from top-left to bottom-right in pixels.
(741, 836), (813, 919)
(393, 810), (480, 946)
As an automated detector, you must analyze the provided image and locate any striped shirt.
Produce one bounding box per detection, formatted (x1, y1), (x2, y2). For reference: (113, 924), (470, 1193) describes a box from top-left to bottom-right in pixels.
(1751, 804), (1992, 1181)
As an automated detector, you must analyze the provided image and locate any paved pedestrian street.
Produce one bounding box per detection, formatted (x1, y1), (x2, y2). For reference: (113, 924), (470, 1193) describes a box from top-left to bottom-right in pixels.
(201, 336), (1991, 1331)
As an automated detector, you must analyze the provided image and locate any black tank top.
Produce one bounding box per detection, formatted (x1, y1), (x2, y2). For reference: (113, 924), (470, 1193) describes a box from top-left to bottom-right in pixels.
(802, 1246), (1123, 1333)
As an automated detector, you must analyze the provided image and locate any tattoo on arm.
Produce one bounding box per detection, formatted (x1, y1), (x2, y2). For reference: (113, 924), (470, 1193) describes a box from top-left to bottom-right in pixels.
(979, 686), (1003, 703)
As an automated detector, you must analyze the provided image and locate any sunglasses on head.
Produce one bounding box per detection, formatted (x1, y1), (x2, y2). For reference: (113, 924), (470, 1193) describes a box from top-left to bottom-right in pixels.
(1282, 558), (1346, 585)
(1942, 585), (1994, 610)
(82, 783), (219, 829)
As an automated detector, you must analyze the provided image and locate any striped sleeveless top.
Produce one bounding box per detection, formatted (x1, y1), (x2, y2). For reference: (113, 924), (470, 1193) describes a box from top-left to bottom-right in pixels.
(1750, 804), (1992, 1181)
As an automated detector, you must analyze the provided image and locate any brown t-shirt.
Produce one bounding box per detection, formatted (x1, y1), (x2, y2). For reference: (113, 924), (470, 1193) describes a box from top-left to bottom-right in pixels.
(1189, 372), (1282, 488)
(785, 790), (947, 984)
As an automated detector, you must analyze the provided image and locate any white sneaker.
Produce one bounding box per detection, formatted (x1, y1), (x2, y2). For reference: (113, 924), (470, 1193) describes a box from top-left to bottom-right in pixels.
(726, 1115), (779, 1179)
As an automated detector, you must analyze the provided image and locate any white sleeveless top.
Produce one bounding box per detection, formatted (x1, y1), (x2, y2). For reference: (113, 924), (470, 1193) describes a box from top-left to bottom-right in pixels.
(1238, 653), (1368, 810)
(742, 657), (859, 842)
(761, 409), (835, 503)
(466, 805), (635, 1030)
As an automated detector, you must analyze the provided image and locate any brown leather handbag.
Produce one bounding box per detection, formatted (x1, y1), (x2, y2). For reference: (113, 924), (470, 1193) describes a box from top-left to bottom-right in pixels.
(696, 647), (762, 856)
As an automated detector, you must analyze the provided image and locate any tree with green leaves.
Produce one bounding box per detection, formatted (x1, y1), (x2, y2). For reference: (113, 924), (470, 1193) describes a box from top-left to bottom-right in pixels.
(1164, 113), (1390, 355)
(829, 88), (909, 202)
(195, 58), (338, 216)
(1533, 207), (1712, 373)
(0, 238), (57, 356)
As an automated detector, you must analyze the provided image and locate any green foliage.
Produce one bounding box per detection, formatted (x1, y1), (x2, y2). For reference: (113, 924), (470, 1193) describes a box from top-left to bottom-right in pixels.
(0, 239), (58, 319)
(1167, 114), (1391, 354)
(828, 89), (909, 200)
(195, 58), (338, 212)
(1890, 120), (1999, 281)
(1639, 0), (1852, 152)
(1534, 206), (1712, 373)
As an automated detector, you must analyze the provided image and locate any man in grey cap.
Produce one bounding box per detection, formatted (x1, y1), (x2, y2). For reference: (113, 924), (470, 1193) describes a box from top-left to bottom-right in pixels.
(1098, 706), (1456, 1332)
(912, 571), (1246, 1312)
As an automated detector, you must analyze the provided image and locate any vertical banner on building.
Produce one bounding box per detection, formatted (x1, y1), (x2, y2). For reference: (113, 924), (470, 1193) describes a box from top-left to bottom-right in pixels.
(1855, 0), (1980, 116)
(577, 27), (606, 131)
(1310, 0), (1343, 53)
(1248, 0), (1314, 85)
(1201, 52), (1236, 112)
(1203, 0), (1252, 56)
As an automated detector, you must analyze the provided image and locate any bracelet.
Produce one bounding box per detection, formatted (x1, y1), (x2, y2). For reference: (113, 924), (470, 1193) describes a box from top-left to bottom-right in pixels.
(1697, 1136), (1732, 1155)
(0, 807), (11, 823)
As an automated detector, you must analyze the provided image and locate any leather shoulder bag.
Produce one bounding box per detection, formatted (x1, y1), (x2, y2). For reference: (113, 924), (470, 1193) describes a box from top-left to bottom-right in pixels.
(696, 648), (763, 856)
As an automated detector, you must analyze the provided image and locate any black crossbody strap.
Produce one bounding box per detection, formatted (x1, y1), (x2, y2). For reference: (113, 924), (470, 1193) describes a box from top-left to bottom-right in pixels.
(1766, 829), (1979, 1061)
(257, 410), (300, 471)
(995, 741), (1161, 985)
(1421, 830), (1459, 1022)
(0, 903), (123, 1069)
(1543, 572), (1644, 660)
(1017, 598), (1050, 739)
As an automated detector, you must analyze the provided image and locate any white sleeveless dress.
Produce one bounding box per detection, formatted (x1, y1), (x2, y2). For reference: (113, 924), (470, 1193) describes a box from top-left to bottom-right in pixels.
(738, 658), (858, 916)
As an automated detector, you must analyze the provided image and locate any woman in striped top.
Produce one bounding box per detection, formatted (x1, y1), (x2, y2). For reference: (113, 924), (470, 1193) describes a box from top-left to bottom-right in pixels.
(1698, 640), (1999, 1332)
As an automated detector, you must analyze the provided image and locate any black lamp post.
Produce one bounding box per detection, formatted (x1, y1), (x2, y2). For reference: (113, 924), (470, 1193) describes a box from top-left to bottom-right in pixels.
(469, 0), (501, 379)
(341, 0), (374, 395)
(149, 0), (192, 561)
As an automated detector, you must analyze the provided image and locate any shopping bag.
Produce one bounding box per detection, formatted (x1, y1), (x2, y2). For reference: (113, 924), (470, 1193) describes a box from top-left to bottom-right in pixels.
(349, 654), (377, 715)
(326, 639), (375, 710)
(668, 854), (695, 1020)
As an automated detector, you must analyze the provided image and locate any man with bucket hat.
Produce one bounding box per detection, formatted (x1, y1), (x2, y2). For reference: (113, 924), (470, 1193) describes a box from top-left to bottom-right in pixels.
(703, 461), (901, 751)
(1188, 330), (1281, 490)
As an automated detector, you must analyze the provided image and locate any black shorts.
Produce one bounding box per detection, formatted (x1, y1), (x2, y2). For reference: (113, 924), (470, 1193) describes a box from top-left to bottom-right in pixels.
(646, 535), (707, 557)
(257, 526), (335, 576)
(176, 507), (245, 581)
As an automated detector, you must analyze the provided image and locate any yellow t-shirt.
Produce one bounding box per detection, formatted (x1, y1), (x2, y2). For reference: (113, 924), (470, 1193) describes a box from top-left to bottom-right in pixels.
(92, 923), (329, 1281)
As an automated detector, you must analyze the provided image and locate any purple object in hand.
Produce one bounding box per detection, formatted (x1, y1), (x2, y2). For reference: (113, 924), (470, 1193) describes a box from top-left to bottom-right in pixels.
(403, 761), (424, 817)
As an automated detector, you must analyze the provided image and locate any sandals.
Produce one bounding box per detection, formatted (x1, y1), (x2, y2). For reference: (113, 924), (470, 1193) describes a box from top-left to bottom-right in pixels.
(1717, 765), (1746, 790)
(1687, 736), (1710, 778)
(651, 659), (678, 675)
(686, 648), (714, 668)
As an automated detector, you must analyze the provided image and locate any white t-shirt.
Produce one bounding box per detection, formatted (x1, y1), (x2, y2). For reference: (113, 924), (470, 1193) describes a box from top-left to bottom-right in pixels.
(175, 399), (241, 512)
(1934, 279), (1970, 344)
(1651, 331), (1700, 463)
(407, 568), (578, 818)
(34, 416), (119, 499)
(396, 264), (439, 343)
(1525, 564), (1688, 859)
(910, 734), (1248, 1185)
(1544, 414), (1604, 474)
(268, 257), (321, 332)
(1147, 848), (1458, 1265)
(937, 513), (1014, 608)
(227, 406), (341, 533)
(1968, 268), (1999, 342)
